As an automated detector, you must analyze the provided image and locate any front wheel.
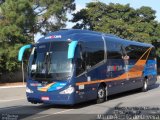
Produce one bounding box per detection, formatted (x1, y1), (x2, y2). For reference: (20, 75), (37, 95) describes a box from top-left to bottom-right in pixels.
(96, 85), (106, 103)
(142, 79), (148, 92)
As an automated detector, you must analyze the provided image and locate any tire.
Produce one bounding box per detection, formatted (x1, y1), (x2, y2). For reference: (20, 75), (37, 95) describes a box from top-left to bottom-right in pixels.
(96, 85), (106, 104)
(142, 79), (148, 92)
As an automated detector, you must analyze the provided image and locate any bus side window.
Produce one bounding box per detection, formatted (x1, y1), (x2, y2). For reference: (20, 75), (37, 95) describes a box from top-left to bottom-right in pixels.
(120, 45), (127, 56)
(125, 45), (148, 60)
(76, 44), (86, 76)
(85, 41), (104, 68)
(107, 41), (122, 59)
(148, 47), (156, 60)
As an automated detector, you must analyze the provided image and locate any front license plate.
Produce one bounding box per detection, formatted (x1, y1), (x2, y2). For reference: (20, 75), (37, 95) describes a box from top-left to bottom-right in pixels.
(41, 96), (49, 101)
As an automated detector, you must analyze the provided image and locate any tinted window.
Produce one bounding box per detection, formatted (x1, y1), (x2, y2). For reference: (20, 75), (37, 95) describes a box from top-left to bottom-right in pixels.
(75, 44), (86, 76)
(148, 47), (156, 59)
(125, 45), (148, 60)
(85, 41), (104, 68)
(50, 42), (68, 51)
(106, 41), (122, 59)
(36, 42), (50, 53)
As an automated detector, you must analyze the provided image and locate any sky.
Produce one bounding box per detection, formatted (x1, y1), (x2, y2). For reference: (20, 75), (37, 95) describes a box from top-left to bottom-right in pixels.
(35, 0), (160, 41)
(66, 0), (160, 28)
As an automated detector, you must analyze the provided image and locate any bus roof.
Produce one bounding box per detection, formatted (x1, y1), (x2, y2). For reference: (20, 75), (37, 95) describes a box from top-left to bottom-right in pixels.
(37, 29), (153, 47)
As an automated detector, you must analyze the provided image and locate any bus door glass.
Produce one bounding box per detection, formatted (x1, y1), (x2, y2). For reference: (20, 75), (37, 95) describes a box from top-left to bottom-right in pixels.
(75, 42), (88, 102)
(76, 42), (86, 76)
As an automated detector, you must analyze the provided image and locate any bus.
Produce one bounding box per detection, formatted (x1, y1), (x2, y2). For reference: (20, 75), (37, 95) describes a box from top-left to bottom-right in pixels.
(18, 29), (157, 105)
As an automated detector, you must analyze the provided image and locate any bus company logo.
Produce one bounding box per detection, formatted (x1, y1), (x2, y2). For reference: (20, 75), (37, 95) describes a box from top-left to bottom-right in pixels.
(107, 65), (123, 72)
(45, 35), (62, 39)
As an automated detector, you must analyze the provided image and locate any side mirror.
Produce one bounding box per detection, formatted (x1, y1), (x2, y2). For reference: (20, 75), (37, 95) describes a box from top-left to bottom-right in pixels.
(18, 44), (32, 85)
(68, 41), (78, 59)
(18, 44), (32, 61)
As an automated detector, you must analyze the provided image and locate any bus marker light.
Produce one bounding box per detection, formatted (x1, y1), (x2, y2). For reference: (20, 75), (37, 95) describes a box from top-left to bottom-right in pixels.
(79, 85), (84, 90)
(92, 88), (96, 91)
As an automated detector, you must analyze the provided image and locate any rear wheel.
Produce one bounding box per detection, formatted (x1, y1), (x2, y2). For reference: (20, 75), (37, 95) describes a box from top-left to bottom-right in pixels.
(96, 85), (106, 103)
(142, 78), (148, 92)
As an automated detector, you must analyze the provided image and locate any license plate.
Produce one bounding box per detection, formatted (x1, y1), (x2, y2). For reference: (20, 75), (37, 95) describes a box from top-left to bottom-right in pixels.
(41, 96), (49, 101)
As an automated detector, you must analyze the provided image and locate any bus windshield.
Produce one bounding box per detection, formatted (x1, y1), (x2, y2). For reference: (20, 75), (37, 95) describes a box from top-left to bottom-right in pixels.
(28, 42), (73, 80)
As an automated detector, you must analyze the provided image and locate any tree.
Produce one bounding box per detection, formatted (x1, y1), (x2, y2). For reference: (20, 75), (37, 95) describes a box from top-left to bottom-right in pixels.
(32, 0), (75, 34)
(71, 2), (160, 45)
(0, 0), (75, 74)
(0, 0), (35, 44)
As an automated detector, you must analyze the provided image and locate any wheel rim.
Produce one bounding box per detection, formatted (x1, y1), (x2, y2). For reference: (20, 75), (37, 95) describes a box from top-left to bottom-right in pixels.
(98, 88), (105, 99)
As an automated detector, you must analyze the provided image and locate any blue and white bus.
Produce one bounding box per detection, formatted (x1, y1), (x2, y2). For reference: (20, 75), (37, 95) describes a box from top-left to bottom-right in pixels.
(18, 29), (157, 105)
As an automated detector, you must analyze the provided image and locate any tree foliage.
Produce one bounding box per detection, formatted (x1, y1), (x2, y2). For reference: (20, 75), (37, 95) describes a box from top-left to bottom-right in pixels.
(0, 0), (75, 74)
(71, 2), (160, 54)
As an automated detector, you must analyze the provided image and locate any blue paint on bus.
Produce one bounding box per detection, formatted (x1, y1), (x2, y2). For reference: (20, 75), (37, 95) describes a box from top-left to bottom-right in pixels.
(144, 60), (157, 76)
(19, 29), (157, 105)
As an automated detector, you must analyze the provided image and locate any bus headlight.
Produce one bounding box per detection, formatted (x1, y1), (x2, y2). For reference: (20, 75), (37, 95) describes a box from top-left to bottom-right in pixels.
(26, 87), (34, 93)
(60, 86), (74, 94)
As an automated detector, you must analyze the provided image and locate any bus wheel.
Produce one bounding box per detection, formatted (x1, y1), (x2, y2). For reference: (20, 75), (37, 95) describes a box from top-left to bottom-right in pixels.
(142, 78), (148, 92)
(96, 85), (106, 103)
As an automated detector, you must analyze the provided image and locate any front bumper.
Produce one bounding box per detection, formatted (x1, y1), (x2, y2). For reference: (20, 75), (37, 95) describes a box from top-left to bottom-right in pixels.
(26, 92), (75, 105)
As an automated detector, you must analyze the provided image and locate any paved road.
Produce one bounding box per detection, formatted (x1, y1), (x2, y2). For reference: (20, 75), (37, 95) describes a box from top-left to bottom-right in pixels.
(0, 80), (160, 120)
